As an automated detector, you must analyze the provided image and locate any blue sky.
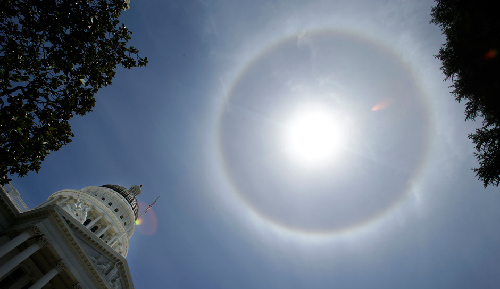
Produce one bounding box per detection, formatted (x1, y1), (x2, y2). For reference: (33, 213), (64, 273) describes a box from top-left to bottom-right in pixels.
(11, 0), (500, 288)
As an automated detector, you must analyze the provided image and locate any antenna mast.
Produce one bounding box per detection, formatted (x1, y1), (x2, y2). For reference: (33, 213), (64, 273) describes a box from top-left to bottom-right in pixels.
(110, 196), (160, 247)
(137, 196), (160, 220)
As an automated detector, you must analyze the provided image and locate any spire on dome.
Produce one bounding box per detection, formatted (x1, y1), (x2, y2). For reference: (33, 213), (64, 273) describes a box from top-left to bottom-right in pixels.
(129, 184), (142, 197)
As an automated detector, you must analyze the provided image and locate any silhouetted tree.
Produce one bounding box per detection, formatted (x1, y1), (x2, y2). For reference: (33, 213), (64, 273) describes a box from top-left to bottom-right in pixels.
(431, 0), (500, 187)
(0, 0), (147, 184)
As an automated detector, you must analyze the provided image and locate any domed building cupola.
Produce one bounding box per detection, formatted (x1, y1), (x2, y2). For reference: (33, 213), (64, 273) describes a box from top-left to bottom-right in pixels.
(101, 184), (142, 219)
(36, 184), (143, 257)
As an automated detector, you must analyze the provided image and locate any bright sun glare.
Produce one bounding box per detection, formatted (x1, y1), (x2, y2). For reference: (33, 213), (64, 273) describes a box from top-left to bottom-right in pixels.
(285, 106), (346, 166)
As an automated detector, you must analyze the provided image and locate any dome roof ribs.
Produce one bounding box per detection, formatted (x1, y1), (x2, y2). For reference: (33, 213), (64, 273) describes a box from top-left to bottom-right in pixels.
(100, 185), (140, 219)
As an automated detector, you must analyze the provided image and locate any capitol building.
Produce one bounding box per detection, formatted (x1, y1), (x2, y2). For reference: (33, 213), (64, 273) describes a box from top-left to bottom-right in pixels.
(0, 183), (142, 289)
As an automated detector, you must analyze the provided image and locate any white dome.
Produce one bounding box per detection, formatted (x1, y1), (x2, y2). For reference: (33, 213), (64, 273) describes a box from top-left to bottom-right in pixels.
(38, 185), (142, 257)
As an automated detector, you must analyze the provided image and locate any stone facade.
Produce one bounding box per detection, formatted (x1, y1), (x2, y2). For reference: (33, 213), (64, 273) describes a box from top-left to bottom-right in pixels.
(0, 184), (140, 289)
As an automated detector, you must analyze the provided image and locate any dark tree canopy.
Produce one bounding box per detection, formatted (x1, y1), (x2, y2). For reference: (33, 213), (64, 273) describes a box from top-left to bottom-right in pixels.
(0, 0), (147, 184)
(431, 0), (500, 187)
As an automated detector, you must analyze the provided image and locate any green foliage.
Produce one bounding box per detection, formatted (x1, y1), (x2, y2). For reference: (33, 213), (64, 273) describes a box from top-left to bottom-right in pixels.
(431, 0), (500, 187)
(0, 0), (147, 184)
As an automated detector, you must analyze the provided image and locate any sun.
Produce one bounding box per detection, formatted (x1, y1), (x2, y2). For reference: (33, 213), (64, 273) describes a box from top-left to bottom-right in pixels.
(284, 106), (347, 166)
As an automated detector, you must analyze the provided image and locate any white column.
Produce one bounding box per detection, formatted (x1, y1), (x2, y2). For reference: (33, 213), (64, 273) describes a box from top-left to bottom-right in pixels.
(108, 235), (118, 245)
(86, 215), (102, 228)
(96, 224), (111, 237)
(28, 266), (61, 289)
(0, 231), (32, 259)
(0, 241), (42, 278)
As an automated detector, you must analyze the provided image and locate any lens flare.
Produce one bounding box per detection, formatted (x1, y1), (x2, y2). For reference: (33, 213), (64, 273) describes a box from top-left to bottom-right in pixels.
(136, 201), (158, 236)
(371, 98), (393, 111)
(484, 49), (497, 60)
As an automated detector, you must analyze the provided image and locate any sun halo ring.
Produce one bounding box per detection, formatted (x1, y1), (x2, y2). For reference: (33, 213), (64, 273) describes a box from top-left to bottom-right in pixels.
(216, 28), (433, 241)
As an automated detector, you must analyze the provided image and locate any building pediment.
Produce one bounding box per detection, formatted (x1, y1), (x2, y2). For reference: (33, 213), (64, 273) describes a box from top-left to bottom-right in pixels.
(57, 207), (135, 289)
(5, 204), (135, 289)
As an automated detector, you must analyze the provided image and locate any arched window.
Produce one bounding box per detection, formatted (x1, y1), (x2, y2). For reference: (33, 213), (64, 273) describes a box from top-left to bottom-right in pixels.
(90, 226), (98, 233)
(83, 219), (91, 226)
(108, 202), (112, 206)
(114, 208), (119, 212)
(120, 215), (123, 219)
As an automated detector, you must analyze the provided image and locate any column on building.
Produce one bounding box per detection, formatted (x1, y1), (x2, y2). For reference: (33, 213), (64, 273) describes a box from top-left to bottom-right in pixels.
(28, 261), (66, 289)
(0, 226), (41, 261)
(0, 238), (47, 279)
